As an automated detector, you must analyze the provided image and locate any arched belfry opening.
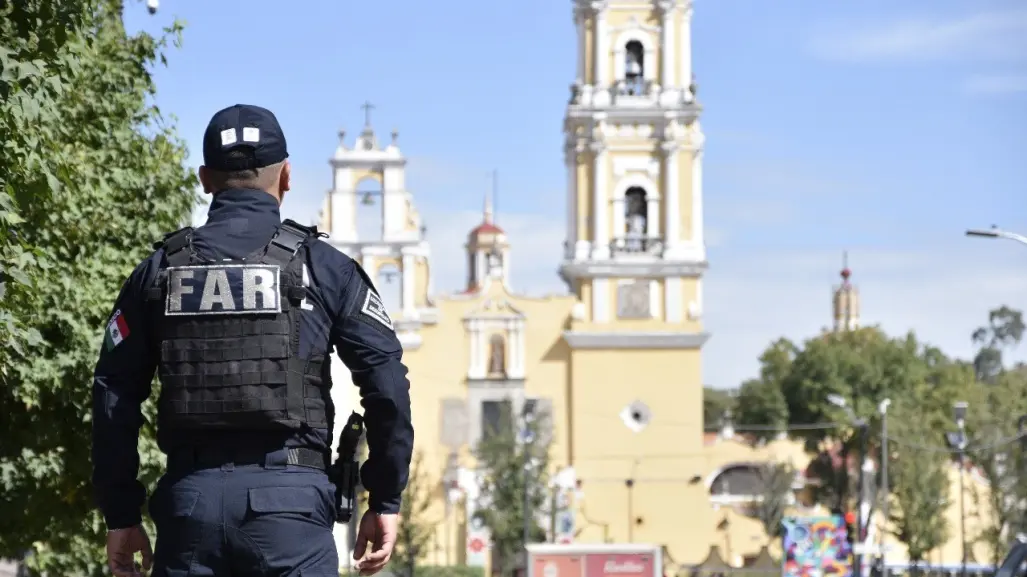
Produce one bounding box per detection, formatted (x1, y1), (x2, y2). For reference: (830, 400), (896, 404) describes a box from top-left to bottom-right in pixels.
(355, 176), (385, 241)
(624, 40), (645, 95)
(624, 186), (649, 251)
(374, 263), (401, 315)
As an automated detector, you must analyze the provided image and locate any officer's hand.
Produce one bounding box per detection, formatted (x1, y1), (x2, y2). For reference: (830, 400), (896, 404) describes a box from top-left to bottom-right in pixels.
(353, 511), (399, 575)
(106, 525), (153, 577)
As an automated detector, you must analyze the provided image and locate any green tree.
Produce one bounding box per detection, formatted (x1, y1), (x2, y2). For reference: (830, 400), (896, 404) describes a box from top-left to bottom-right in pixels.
(735, 379), (788, 437)
(754, 462), (796, 542)
(964, 370), (1027, 563)
(703, 387), (735, 430)
(741, 328), (970, 518)
(971, 306), (1024, 382)
(473, 401), (552, 577)
(0, 0), (97, 378)
(888, 402), (950, 564)
(389, 451), (440, 577)
(0, 0), (197, 573)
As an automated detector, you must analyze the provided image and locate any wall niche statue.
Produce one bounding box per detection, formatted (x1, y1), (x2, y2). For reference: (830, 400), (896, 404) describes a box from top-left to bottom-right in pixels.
(487, 334), (506, 378)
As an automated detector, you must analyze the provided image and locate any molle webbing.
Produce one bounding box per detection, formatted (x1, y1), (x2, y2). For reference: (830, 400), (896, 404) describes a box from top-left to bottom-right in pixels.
(152, 220), (329, 431)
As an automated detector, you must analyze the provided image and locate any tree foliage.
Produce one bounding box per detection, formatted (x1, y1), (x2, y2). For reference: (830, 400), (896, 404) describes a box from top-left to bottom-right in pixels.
(703, 386), (735, 430)
(754, 462), (796, 541)
(0, 0), (197, 573)
(964, 369), (1027, 563)
(733, 321), (992, 558)
(389, 451), (439, 577)
(887, 400), (950, 563)
(473, 402), (552, 577)
(971, 306), (1024, 382)
(731, 339), (794, 440)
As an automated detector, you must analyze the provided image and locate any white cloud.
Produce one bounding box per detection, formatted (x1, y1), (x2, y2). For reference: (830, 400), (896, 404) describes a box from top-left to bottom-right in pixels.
(808, 8), (1027, 64)
(962, 74), (1027, 95)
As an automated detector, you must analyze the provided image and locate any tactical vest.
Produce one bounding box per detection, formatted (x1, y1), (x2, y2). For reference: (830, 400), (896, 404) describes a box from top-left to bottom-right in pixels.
(146, 219), (330, 431)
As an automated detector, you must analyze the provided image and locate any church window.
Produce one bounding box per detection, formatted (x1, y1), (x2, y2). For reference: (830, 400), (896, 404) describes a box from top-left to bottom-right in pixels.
(624, 187), (648, 251)
(374, 263), (401, 316)
(624, 41), (645, 95)
(487, 334), (507, 378)
(481, 399), (512, 441)
(709, 464), (776, 505)
(355, 176), (384, 241)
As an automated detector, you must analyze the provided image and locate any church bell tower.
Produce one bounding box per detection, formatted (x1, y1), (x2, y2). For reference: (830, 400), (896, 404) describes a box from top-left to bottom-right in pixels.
(559, 0), (711, 548)
(560, 0), (708, 346)
(316, 103), (437, 350)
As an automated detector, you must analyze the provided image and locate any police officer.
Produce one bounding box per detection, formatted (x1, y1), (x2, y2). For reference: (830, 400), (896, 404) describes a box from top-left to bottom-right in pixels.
(91, 104), (414, 577)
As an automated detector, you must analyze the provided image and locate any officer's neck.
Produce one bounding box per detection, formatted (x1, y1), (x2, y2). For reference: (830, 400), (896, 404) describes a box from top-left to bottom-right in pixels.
(208, 188), (281, 218)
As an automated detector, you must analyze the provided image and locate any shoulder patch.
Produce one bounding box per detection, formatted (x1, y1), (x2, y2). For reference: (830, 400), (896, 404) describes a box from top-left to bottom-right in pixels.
(104, 310), (131, 351)
(360, 288), (393, 330)
(350, 260), (394, 332)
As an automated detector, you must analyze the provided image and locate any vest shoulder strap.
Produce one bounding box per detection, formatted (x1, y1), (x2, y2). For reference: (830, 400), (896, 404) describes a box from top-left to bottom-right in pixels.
(159, 227), (194, 267)
(146, 227), (193, 301)
(264, 220), (318, 302)
(264, 220), (316, 266)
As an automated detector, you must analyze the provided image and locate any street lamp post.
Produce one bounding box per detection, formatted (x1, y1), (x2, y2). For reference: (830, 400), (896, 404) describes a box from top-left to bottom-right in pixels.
(828, 394), (870, 577)
(946, 401), (970, 577)
(878, 399), (891, 576)
(966, 227), (1027, 246)
(1019, 416), (1027, 540)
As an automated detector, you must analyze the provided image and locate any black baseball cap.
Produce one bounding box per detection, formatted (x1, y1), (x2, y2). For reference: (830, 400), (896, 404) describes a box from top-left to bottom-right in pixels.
(202, 104), (289, 171)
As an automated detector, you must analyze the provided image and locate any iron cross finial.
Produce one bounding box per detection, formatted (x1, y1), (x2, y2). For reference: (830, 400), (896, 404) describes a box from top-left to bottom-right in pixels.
(361, 101), (375, 127)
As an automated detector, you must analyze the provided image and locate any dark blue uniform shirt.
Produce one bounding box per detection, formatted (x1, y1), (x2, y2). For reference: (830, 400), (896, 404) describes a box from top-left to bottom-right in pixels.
(91, 188), (414, 529)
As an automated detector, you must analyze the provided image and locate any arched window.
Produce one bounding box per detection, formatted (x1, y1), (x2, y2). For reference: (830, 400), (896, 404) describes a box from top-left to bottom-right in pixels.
(374, 264), (401, 316)
(356, 175), (384, 241)
(709, 464), (765, 504)
(487, 334), (507, 379)
(624, 40), (645, 95)
(624, 187), (648, 251)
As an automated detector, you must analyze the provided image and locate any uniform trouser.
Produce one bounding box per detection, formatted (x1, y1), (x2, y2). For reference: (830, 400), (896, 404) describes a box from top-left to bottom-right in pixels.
(148, 449), (340, 576)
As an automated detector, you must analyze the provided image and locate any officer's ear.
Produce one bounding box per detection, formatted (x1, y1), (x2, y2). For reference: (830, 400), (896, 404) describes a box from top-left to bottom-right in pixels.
(278, 160), (291, 199)
(198, 165), (214, 195)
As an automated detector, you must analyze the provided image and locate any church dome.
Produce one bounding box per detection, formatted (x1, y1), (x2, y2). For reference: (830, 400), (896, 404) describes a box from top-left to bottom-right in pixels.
(467, 196), (505, 243)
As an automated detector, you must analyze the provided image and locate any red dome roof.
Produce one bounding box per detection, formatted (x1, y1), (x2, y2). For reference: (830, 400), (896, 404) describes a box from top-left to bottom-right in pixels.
(471, 221), (503, 235)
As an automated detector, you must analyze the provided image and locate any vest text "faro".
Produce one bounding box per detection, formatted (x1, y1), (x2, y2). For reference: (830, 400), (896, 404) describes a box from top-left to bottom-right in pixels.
(165, 264), (282, 316)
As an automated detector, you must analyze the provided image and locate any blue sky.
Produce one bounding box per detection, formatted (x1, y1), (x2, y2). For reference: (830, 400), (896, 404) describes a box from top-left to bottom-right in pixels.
(125, 0), (1026, 390)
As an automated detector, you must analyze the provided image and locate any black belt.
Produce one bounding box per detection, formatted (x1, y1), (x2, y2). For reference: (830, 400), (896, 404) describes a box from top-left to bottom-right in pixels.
(168, 446), (328, 471)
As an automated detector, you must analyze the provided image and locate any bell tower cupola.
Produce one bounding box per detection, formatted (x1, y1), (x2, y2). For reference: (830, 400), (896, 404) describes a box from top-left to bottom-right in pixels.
(832, 252), (860, 332)
(465, 195), (510, 292)
(316, 102), (438, 349)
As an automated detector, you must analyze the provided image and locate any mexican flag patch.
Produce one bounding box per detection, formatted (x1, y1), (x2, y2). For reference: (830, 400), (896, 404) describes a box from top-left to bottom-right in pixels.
(104, 310), (130, 351)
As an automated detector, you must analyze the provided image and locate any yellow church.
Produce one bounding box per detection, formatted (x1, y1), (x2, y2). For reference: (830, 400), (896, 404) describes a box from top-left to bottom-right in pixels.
(314, 0), (994, 574)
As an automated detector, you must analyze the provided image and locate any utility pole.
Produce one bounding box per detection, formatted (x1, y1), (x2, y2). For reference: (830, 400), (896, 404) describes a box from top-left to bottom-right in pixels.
(878, 399), (891, 576)
(1019, 416), (1027, 539)
(855, 419), (869, 577)
(828, 394), (868, 577)
(946, 401), (969, 577)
